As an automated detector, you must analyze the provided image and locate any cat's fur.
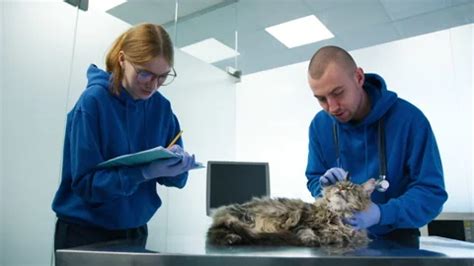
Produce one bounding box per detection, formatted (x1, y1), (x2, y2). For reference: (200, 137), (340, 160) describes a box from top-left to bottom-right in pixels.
(207, 178), (375, 247)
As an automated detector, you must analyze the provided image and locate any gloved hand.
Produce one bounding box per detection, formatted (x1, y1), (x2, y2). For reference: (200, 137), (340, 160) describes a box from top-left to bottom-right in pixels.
(320, 167), (347, 187)
(345, 202), (381, 230)
(168, 144), (185, 157)
(141, 146), (196, 180)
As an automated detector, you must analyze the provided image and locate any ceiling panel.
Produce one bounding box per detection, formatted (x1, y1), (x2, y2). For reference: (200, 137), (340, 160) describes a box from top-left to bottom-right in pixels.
(380, 0), (464, 21)
(315, 1), (391, 32)
(108, 0), (233, 25)
(235, 0), (312, 31)
(337, 22), (401, 50)
(108, 0), (474, 75)
(304, 0), (382, 13)
(392, 2), (474, 38)
(108, 1), (177, 25)
(167, 2), (237, 47)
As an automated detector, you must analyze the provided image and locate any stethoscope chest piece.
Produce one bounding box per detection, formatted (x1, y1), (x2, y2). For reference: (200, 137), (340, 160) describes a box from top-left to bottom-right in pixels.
(375, 176), (390, 192)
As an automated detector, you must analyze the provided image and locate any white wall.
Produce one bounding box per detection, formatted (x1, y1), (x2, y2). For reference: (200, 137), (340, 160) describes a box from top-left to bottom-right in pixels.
(236, 62), (318, 202)
(2, 3), (74, 265)
(351, 24), (473, 213)
(0, 0), (4, 264)
(236, 23), (474, 212)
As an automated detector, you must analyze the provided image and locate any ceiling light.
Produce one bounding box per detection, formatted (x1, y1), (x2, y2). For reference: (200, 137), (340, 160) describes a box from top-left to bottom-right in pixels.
(180, 38), (239, 64)
(265, 15), (334, 48)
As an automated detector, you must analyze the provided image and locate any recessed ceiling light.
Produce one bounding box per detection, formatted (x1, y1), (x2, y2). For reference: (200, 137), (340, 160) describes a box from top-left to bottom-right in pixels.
(265, 15), (334, 48)
(180, 38), (239, 64)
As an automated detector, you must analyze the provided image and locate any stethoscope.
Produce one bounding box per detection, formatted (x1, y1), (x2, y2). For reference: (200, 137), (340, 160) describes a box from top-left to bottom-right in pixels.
(332, 118), (390, 192)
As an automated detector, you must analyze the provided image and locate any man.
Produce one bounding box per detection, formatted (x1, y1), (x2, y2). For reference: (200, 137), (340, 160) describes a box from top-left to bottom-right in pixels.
(305, 45), (447, 241)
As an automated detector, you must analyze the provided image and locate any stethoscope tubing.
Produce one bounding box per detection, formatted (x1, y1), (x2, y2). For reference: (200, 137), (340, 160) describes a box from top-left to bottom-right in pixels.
(332, 118), (389, 192)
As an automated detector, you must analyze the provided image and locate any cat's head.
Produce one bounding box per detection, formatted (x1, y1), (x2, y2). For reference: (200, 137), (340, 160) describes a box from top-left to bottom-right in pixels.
(322, 178), (375, 214)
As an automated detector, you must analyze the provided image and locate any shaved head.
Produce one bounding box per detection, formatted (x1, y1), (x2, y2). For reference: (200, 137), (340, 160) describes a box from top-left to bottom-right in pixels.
(308, 46), (357, 79)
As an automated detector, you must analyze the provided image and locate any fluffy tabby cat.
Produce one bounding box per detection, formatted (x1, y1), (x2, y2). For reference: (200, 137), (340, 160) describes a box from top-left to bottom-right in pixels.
(207, 178), (376, 247)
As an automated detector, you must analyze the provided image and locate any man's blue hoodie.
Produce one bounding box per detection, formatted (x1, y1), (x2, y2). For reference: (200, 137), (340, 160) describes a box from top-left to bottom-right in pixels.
(52, 65), (187, 230)
(306, 73), (447, 237)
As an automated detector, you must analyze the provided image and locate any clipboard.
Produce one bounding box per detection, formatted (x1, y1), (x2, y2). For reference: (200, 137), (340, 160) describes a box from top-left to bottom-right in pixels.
(96, 146), (204, 169)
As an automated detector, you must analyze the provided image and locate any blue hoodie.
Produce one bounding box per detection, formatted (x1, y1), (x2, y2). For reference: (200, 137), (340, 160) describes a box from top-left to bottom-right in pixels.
(52, 64), (188, 230)
(306, 74), (447, 236)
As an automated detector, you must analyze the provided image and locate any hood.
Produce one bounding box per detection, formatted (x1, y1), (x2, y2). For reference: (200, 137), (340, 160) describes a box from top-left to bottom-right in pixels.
(85, 64), (153, 151)
(339, 73), (398, 129)
(86, 64), (143, 106)
(86, 64), (111, 90)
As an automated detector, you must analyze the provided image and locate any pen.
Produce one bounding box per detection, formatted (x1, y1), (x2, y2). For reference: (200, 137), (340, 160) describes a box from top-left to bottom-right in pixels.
(167, 130), (183, 149)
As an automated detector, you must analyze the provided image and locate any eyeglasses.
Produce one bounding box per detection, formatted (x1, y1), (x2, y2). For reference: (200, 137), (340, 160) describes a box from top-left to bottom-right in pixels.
(129, 62), (177, 87)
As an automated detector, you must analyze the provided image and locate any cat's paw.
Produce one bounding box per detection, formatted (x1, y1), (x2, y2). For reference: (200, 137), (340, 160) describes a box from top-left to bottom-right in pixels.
(225, 234), (242, 245)
(297, 228), (319, 246)
(301, 237), (320, 247)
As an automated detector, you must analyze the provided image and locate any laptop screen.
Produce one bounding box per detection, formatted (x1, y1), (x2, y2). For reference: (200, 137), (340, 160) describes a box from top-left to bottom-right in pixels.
(206, 161), (270, 216)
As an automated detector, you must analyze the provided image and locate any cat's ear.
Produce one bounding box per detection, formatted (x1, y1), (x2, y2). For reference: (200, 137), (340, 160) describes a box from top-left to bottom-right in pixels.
(362, 178), (376, 195)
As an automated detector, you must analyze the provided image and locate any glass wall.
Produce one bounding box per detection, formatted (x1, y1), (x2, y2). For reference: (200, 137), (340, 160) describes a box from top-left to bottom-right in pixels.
(0, 0), (237, 265)
(90, 0), (239, 252)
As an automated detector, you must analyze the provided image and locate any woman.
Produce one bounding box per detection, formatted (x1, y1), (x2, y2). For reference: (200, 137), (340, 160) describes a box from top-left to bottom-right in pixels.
(52, 23), (195, 250)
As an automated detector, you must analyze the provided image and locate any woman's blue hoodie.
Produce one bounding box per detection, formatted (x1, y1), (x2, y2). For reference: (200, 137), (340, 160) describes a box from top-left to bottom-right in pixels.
(306, 73), (447, 236)
(52, 65), (187, 230)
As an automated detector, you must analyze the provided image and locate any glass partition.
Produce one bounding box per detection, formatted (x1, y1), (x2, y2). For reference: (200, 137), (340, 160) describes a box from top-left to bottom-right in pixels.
(150, 0), (240, 251)
(1, 0), (237, 264)
(72, 0), (239, 255)
(167, 0), (240, 78)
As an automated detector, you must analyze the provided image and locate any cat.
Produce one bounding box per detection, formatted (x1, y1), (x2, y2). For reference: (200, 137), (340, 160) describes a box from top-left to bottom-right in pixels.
(207, 178), (376, 248)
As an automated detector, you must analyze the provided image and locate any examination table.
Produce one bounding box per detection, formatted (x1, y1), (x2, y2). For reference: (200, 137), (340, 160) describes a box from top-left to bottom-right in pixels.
(56, 235), (474, 266)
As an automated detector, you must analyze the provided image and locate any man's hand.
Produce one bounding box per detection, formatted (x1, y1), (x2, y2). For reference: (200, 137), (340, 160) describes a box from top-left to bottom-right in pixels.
(320, 167), (347, 187)
(345, 202), (381, 230)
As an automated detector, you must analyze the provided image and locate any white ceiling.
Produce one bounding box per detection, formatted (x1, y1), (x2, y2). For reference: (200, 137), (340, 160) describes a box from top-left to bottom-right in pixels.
(108, 0), (474, 75)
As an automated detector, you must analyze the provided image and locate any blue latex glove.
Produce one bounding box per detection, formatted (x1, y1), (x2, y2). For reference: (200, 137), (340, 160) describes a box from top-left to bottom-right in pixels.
(168, 144), (200, 168)
(320, 167), (347, 187)
(141, 146), (196, 180)
(345, 202), (381, 230)
(168, 144), (185, 157)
